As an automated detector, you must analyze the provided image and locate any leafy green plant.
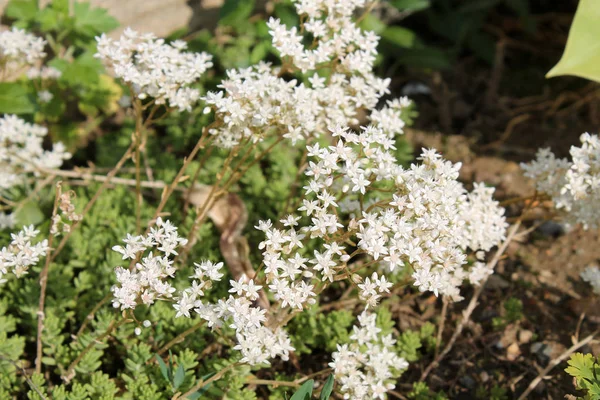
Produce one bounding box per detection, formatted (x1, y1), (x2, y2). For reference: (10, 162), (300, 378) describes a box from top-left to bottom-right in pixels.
(408, 382), (448, 400)
(565, 353), (600, 399)
(492, 297), (524, 329)
(288, 375), (334, 400)
(3, 0), (121, 148)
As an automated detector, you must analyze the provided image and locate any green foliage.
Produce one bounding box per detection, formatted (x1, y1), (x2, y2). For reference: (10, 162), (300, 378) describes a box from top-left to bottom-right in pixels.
(219, 0), (256, 27)
(288, 306), (355, 354)
(476, 384), (509, 400)
(0, 82), (36, 114)
(492, 297), (524, 329)
(566, 353), (600, 399)
(547, 0), (600, 82)
(3, 0), (121, 148)
(291, 379), (314, 400)
(408, 382), (448, 400)
(287, 376), (334, 400)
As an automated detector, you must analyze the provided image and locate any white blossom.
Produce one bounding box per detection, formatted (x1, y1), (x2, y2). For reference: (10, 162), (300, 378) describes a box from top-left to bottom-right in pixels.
(0, 115), (71, 192)
(111, 218), (188, 310)
(329, 312), (408, 400)
(521, 133), (600, 229)
(0, 225), (49, 284)
(95, 28), (213, 112)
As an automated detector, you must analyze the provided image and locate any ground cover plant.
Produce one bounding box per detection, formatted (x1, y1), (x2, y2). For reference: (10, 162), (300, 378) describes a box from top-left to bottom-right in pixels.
(1, 0), (599, 399)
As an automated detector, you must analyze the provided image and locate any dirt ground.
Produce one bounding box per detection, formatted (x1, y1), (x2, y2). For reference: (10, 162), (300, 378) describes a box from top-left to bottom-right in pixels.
(395, 2), (600, 398)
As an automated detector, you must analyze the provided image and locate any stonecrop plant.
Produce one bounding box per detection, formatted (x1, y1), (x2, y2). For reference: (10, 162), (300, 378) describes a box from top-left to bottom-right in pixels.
(0, 0), (599, 399)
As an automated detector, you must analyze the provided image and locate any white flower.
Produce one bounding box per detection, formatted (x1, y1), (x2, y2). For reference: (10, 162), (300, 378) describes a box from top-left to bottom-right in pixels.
(0, 27), (46, 67)
(0, 225), (49, 284)
(38, 90), (53, 104)
(95, 28), (213, 112)
(522, 133), (600, 229)
(110, 219), (188, 310)
(0, 115), (71, 192)
(330, 312), (407, 400)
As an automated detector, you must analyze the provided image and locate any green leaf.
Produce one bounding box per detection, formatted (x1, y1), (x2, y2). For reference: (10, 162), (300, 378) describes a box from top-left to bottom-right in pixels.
(389, 0), (430, 12)
(250, 41), (271, 64)
(0, 82), (36, 114)
(52, 51), (103, 87)
(173, 364), (185, 389)
(219, 0), (256, 26)
(274, 2), (299, 28)
(359, 14), (386, 34)
(36, 7), (63, 32)
(73, 2), (119, 37)
(381, 26), (417, 48)
(41, 356), (56, 366)
(15, 201), (45, 227)
(50, 0), (70, 14)
(547, 0), (600, 82)
(291, 379), (314, 400)
(4, 0), (39, 21)
(155, 355), (170, 382)
(565, 353), (596, 382)
(167, 350), (174, 382)
(319, 375), (334, 400)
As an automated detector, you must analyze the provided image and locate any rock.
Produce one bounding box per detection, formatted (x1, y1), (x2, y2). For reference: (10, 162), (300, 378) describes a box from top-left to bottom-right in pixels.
(530, 342), (551, 363)
(568, 296), (600, 323)
(479, 371), (490, 383)
(487, 274), (510, 290)
(507, 342), (521, 361)
(537, 221), (565, 238)
(459, 375), (476, 389)
(498, 324), (519, 348)
(518, 329), (534, 344)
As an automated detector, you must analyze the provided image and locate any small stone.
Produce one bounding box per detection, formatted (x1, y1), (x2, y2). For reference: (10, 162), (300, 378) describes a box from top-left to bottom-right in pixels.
(459, 375), (476, 389)
(479, 371), (489, 383)
(518, 329), (533, 344)
(507, 342), (521, 361)
(486, 274), (510, 289)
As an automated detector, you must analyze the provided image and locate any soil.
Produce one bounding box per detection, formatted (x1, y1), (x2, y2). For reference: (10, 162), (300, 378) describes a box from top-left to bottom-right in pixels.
(393, 1), (600, 399)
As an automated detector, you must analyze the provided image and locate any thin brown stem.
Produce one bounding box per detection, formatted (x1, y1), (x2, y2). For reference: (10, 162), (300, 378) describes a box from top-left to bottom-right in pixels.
(420, 221), (522, 381)
(517, 330), (598, 400)
(435, 297), (449, 358)
(175, 362), (240, 399)
(35, 182), (62, 374)
(157, 321), (205, 356)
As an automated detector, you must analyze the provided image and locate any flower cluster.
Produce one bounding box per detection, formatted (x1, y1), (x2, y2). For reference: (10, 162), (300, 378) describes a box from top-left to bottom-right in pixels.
(95, 28), (213, 112)
(0, 115), (71, 192)
(329, 312), (408, 399)
(521, 133), (600, 229)
(258, 125), (507, 305)
(581, 265), (600, 294)
(204, 0), (407, 147)
(111, 218), (188, 310)
(0, 27), (46, 68)
(268, 0), (375, 74)
(0, 225), (49, 284)
(26, 66), (62, 80)
(174, 265), (294, 365)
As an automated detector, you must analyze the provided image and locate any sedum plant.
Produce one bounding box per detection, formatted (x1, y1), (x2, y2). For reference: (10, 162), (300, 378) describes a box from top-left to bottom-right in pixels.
(0, 0), (598, 399)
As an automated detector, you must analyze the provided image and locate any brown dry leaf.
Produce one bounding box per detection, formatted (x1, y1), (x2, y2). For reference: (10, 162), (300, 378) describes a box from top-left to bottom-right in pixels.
(188, 184), (269, 309)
